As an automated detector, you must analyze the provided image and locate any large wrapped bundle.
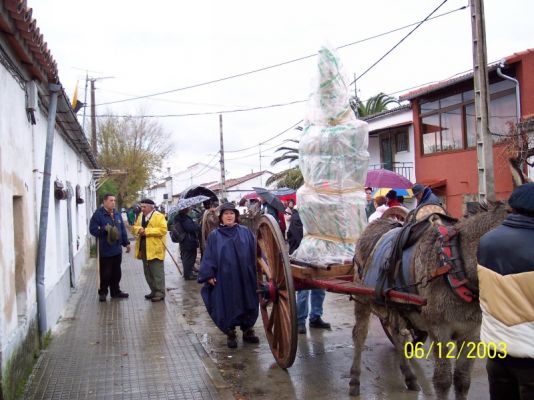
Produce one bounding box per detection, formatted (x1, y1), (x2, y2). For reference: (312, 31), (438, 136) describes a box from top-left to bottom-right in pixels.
(291, 46), (369, 266)
(299, 123), (369, 189)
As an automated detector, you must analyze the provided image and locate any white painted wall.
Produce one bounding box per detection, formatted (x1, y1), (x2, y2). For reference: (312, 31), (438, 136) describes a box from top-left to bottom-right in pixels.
(1, 60), (94, 363)
(366, 108), (417, 182)
(225, 172), (274, 204)
(146, 184), (167, 207)
(171, 163), (220, 196)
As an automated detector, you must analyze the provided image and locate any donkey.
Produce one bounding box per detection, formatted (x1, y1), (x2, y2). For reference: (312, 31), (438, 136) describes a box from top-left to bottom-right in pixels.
(349, 202), (508, 399)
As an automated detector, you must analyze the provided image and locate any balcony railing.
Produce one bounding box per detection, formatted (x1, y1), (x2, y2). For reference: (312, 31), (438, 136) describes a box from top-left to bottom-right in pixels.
(368, 162), (414, 182)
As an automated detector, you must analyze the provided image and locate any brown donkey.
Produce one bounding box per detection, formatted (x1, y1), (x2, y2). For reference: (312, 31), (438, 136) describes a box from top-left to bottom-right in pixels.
(350, 202), (508, 399)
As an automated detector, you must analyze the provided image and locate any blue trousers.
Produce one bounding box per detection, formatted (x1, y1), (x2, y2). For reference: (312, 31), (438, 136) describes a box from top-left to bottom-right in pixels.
(297, 289), (325, 325)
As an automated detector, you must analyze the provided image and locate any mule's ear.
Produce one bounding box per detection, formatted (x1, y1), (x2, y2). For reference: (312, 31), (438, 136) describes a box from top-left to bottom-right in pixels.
(509, 157), (528, 188)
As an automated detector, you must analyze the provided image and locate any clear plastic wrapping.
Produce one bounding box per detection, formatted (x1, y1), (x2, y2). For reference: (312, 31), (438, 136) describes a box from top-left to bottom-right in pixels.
(291, 45), (369, 266)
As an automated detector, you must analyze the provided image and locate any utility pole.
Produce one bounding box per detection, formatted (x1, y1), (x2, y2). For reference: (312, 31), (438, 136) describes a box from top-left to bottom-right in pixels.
(219, 114), (226, 200)
(89, 76), (114, 159)
(82, 71), (88, 131)
(470, 0), (495, 201)
(90, 78), (97, 157)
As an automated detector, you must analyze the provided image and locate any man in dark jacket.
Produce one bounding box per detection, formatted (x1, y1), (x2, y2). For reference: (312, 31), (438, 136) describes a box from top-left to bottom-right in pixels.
(175, 207), (200, 280)
(365, 187), (376, 220)
(89, 193), (130, 302)
(412, 183), (441, 207)
(288, 208), (331, 334)
(287, 208), (303, 254)
(477, 182), (534, 399)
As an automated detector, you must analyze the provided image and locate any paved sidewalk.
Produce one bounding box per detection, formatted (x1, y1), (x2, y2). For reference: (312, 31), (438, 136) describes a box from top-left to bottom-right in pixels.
(24, 242), (232, 400)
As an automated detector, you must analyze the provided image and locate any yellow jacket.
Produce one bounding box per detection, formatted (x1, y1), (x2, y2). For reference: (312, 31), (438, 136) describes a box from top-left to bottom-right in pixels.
(132, 211), (167, 260)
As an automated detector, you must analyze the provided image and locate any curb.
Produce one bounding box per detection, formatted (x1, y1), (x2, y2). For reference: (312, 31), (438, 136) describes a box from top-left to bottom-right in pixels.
(171, 299), (235, 400)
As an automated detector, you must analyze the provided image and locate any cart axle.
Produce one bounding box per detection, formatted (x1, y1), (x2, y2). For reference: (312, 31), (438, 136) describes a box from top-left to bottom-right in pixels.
(257, 281), (278, 303)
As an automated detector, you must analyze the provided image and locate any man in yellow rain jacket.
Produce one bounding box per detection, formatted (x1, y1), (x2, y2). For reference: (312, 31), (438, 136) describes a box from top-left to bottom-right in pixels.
(132, 199), (167, 302)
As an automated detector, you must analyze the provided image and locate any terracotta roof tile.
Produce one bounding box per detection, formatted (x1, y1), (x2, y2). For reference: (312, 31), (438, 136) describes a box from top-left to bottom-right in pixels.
(399, 48), (534, 101)
(1, 0), (59, 83)
(207, 171), (271, 191)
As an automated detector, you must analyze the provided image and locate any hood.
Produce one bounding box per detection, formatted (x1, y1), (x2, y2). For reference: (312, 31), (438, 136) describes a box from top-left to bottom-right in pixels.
(217, 224), (239, 237)
(503, 213), (534, 230)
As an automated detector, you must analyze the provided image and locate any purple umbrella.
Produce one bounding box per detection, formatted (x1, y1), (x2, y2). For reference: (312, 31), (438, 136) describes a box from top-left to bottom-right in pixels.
(365, 169), (413, 189)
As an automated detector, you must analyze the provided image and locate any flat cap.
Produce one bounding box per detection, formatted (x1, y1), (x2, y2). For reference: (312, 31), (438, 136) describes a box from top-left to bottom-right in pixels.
(412, 184), (425, 195)
(139, 198), (155, 205)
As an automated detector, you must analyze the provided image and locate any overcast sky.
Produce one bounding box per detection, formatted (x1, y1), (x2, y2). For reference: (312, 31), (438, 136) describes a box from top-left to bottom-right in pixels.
(31, 0), (533, 182)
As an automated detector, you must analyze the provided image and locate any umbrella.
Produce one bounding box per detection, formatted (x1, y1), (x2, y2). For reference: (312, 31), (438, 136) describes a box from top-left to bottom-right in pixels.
(168, 195), (210, 220)
(372, 188), (413, 199)
(242, 191), (259, 200)
(365, 169), (413, 189)
(180, 185), (218, 201)
(272, 187), (297, 203)
(252, 187), (286, 213)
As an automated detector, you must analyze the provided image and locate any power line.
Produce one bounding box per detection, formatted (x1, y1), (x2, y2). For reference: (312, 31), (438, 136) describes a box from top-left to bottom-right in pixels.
(225, 120), (302, 154)
(172, 153), (220, 182)
(98, 87), (247, 108)
(94, 5), (466, 107)
(95, 99), (306, 119)
(351, 0), (451, 84)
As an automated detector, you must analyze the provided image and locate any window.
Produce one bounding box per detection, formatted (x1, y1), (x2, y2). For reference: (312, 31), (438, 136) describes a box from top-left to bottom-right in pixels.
(419, 78), (517, 155)
(395, 130), (409, 152)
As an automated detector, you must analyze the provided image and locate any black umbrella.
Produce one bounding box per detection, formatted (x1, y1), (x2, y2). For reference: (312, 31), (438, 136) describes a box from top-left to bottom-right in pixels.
(180, 185), (218, 202)
(252, 187), (286, 213)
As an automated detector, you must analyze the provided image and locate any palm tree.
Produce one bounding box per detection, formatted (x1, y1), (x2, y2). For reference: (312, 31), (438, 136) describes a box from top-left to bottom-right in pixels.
(266, 139), (303, 189)
(352, 92), (399, 117)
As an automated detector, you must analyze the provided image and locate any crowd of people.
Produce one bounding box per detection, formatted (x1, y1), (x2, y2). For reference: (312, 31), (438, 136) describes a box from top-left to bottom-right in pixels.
(89, 182), (534, 398)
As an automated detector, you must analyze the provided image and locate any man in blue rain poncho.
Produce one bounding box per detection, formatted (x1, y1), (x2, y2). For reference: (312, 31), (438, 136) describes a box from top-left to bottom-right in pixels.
(197, 203), (259, 348)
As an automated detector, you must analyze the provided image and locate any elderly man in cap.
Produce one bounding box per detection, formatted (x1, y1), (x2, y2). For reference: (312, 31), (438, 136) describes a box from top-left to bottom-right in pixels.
(89, 193), (131, 302)
(132, 199), (168, 302)
(477, 183), (534, 399)
(412, 183), (441, 207)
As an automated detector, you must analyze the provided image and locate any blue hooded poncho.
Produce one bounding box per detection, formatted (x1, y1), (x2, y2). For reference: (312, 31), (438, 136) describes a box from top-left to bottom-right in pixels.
(198, 224), (259, 334)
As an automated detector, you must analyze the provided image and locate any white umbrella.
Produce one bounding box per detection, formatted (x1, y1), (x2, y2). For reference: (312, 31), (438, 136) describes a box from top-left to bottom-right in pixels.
(168, 195), (210, 220)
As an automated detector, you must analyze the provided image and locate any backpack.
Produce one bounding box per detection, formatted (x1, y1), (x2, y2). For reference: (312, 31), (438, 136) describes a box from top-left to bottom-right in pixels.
(170, 220), (186, 243)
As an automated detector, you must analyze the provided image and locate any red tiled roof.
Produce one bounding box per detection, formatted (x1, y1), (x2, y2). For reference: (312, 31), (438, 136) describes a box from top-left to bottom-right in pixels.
(207, 171), (272, 191)
(0, 0), (59, 83)
(399, 48), (534, 101)
(505, 48), (534, 64)
(399, 64), (499, 101)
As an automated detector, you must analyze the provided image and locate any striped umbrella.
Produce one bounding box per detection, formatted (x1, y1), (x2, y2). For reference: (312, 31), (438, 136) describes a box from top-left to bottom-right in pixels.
(372, 188), (413, 199)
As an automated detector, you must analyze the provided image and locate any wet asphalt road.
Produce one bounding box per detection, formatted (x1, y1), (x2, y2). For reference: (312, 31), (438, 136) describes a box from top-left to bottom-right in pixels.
(164, 242), (490, 399)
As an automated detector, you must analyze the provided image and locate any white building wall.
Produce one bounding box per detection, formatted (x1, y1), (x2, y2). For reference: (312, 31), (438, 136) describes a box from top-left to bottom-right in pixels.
(368, 136), (380, 166)
(225, 173), (274, 204)
(171, 163), (220, 197)
(1, 61), (94, 364)
(366, 108), (417, 182)
(146, 184), (167, 207)
(0, 61), (38, 343)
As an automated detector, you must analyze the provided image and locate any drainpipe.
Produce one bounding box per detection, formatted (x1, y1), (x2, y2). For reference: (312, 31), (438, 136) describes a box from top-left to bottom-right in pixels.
(66, 181), (75, 288)
(497, 60), (521, 125)
(36, 83), (61, 338)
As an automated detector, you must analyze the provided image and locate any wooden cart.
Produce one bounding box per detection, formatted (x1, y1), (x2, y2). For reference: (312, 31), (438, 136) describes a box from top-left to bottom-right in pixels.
(254, 213), (426, 369)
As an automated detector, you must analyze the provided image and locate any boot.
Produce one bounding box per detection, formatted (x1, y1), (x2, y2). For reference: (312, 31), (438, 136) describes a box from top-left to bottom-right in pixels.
(242, 328), (260, 344)
(227, 329), (237, 348)
(309, 317), (331, 329)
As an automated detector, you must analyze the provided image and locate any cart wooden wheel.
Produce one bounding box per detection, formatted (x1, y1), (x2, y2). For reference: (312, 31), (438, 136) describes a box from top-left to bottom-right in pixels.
(256, 214), (297, 369)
